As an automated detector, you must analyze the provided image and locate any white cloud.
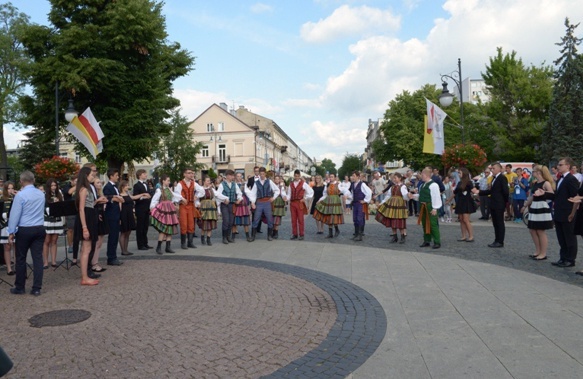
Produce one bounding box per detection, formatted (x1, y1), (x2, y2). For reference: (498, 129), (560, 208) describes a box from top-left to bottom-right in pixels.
(250, 3), (273, 14)
(173, 89), (228, 121)
(300, 5), (400, 43)
(3, 126), (27, 150)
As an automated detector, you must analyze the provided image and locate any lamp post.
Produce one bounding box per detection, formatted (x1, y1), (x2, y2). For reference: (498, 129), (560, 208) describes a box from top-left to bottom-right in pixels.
(55, 81), (78, 156)
(209, 125), (222, 170)
(439, 58), (465, 145)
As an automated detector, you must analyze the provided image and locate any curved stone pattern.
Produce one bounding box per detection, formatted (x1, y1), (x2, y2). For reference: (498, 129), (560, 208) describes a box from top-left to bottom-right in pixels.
(29, 309), (92, 328)
(133, 256), (388, 378)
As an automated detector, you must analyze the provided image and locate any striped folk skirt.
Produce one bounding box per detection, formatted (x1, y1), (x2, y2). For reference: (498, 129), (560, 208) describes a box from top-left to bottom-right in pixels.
(198, 199), (218, 231)
(375, 196), (408, 229)
(313, 195), (344, 225)
(272, 196), (286, 226)
(150, 200), (179, 235)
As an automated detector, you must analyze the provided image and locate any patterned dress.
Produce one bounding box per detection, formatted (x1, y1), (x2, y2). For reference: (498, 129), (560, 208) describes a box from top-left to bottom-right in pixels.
(0, 196), (13, 244)
(44, 194), (65, 235)
(198, 188), (218, 231)
(272, 184), (287, 226)
(234, 182), (250, 226)
(313, 182), (344, 225)
(376, 184), (408, 229)
(150, 187), (179, 235)
(528, 181), (554, 230)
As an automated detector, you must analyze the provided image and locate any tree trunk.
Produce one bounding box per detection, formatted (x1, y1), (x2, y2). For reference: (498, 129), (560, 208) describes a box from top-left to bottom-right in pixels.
(0, 123), (9, 181)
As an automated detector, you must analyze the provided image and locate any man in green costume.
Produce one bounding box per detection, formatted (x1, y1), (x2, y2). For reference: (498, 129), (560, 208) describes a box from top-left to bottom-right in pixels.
(409, 168), (442, 249)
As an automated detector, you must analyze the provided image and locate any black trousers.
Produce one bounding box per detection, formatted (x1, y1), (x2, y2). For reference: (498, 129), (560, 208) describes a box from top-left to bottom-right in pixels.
(555, 220), (578, 262)
(220, 203), (235, 231)
(14, 226), (46, 291)
(106, 216), (120, 262)
(479, 196), (490, 219)
(490, 208), (505, 244)
(135, 208), (150, 248)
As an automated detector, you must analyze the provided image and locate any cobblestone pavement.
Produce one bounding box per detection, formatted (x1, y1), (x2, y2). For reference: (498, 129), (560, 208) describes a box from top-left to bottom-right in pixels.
(2, 212), (583, 378)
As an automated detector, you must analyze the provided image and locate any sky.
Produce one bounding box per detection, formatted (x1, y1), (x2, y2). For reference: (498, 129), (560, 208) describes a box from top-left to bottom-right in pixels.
(9, 0), (583, 166)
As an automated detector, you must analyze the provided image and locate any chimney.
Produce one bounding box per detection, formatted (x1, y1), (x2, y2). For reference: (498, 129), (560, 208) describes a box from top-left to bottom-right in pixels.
(219, 102), (228, 111)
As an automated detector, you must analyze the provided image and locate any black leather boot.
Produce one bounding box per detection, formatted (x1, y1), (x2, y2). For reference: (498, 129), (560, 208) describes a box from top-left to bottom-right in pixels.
(267, 228), (273, 241)
(351, 225), (359, 240)
(391, 234), (398, 243)
(273, 229), (279, 239)
(165, 241), (175, 254)
(399, 234), (406, 244)
(187, 233), (196, 248)
(222, 230), (229, 244)
(246, 231), (252, 242)
(180, 234), (188, 249)
(354, 227), (363, 241)
(250, 228), (256, 242)
(206, 236), (212, 246)
(156, 241), (163, 255)
(334, 225), (340, 237)
(201, 235), (206, 245)
(325, 228), (333, 238)
(227, 230), (234, 243)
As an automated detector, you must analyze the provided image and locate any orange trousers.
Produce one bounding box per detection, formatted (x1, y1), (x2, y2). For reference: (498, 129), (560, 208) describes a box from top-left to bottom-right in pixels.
(179, 203), (195, 235)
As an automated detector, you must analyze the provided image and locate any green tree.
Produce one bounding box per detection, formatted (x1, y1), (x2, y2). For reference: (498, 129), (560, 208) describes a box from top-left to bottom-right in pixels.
(18, 0), (194, 169)
(541, 18), (583, 164)
(154, 110), (204, 183)
(6, 154), (24, 183)
(18, 126), (55, 170)
(317, 158), (337, 175)
(0, 3), (31, 179)
(338, 153), (363, 179)
(482, 47), (553, 162)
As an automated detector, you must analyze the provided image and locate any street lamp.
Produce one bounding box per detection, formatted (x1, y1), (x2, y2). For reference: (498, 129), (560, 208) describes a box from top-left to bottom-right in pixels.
(209, 125), (222, 170)
(439, 58), (465, 144)
(55, 81), (78, 156)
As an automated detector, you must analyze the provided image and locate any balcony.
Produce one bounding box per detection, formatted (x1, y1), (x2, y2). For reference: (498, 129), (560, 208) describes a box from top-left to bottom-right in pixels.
(212, 155), (230, 164)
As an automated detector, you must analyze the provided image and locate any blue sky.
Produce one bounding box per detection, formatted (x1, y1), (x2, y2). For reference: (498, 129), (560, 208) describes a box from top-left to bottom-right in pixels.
(10, 0), (582, 165)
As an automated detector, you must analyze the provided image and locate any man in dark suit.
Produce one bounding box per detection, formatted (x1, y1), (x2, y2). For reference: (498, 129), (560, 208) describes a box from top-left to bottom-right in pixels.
(535, 157), (579, 267)
(247, 166), (263, 233)
(103, 168), (124, 266)
(133, 169), (152, 251)
(472, 162), (508, 247)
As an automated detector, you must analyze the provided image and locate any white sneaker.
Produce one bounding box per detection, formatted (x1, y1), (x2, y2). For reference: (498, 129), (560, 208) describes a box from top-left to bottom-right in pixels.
(440, 218), (445, 222)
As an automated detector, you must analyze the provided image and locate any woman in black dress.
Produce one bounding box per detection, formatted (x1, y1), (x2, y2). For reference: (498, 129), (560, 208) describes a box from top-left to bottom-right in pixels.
(118, 180), (139, 256)
(76, 167), (99, 286)
(90, 177), (109, 273)
(447, 167), (476, 242)
(310, 175), (325, 234)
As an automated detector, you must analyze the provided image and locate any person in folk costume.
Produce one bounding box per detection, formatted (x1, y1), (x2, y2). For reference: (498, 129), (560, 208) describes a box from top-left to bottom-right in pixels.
(248, 167), (281, 242)
(409, 168), (443, 249)
(375, 172), (409, 243)
(198, 176), (219, 246)
(173, 168), (205, 250)
(313, 173), (350, 238)
(287, 169), (314, 240)
(345, 171), (372, 242)
(247, 166), (264, 234)
(215, 170), (243, 245)
(310, 175), (326, 234)
(271, 174), (288, 240)
(232, 172), (252, 242)
(150, 174), (181, 255)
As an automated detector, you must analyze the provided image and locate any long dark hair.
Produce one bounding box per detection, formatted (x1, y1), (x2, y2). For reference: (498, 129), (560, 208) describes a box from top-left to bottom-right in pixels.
(75, 167), (92, 209)
(459, 167), (471, 190)
(45, 178), (63, 203)
(159, 174), (170, 201)
(2, 181), (14, 200)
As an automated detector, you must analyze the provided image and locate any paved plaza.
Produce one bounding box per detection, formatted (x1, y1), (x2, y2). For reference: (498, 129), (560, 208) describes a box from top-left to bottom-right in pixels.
(1, 213), (583, 378)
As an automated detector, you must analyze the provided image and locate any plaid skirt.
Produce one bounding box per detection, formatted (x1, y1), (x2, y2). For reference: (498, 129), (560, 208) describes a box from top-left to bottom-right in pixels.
(313, 195), (344, 225)
(272, 196), (286, 217)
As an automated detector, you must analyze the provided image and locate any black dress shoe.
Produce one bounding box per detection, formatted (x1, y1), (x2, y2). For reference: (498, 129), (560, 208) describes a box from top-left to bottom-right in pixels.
(145, 245), (154, 249)
(121, 252), (134, 256)
(10, 288), (25, 295)
(88, 272), (101, 279)
(107, 260), (124, 266)
(575, 271), (583, 276)
(30, 289), (41, 296)
(419, 242), (430, 247)
(138, 247), (149, 251)
(432, 244), (441, 249)
(488, 242), (504, 248)
(551, 260), (565, 266)
(556, 261), (575, 268)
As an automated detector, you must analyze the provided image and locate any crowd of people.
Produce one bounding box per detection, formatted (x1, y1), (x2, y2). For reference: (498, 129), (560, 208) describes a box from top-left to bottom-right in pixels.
(4, 157), (583, 295)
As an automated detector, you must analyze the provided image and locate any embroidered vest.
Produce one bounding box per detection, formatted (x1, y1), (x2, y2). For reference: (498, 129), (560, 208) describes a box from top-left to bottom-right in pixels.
(353, 182), (365, 201)
(180, 180), (194, 203)
(327, 182), (339, 196)
(256, 179), (273, 198)
(291, 180), (305, 200)
(222, 181), (237, 202)
(419, 181), (433, 203)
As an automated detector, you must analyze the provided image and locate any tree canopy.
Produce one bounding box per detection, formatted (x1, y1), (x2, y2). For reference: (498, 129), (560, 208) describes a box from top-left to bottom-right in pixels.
(317, 158), (337, 176)
(18, 0), (194, 169)
(541, 18), (583, 165)
(0, 3), (30, 179)
(338, 153), (362, 179)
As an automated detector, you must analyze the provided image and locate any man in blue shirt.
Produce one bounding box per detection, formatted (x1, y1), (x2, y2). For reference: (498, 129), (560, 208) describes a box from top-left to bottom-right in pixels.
(8, 171), (46, 296)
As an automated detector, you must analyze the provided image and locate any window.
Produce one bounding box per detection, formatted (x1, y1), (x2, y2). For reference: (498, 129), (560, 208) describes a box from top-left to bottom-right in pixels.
(206, 123), (213, 132)
(218, 144), (226, 162)
(202, 145), (209, 157)
(59, 152), (68, 159)
(75, 153), (82, 164)
(218, 122), (224, 132)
